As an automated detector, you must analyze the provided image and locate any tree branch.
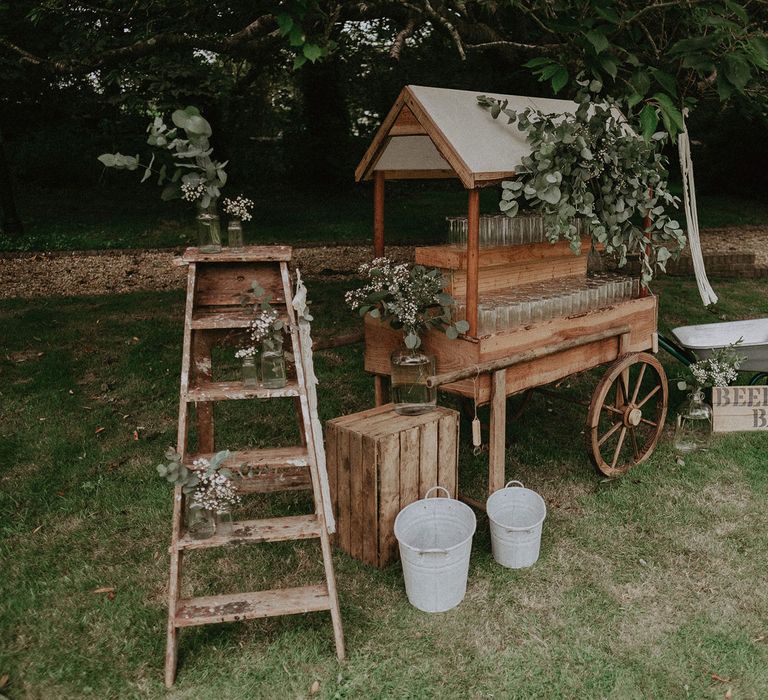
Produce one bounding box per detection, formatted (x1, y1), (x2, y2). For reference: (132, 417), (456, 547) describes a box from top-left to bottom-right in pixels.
(466, 40), (561, 52)
(390, 19), (417, 59)
(0, 15), (279, 74)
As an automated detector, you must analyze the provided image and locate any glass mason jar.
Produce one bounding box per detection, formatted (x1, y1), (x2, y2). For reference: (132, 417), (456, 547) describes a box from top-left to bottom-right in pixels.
(196, 200), (222, 253)
(241, 355), (259, 387)
(673, 388), (713, 454)
(227, 219), (244, 249)
(261, 338), (287, 389)
(185, 501), (216, 540)
(390, 349), (437, 416)
(216, 509), (233, 537)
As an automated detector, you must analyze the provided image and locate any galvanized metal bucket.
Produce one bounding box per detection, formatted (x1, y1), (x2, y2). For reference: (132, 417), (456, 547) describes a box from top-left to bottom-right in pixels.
(486, 480), (546, 569)
(394, 486), (477, 613)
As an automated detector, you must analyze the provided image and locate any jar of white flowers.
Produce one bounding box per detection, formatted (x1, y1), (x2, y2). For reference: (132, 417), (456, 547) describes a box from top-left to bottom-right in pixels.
(346, 258), (468, 415)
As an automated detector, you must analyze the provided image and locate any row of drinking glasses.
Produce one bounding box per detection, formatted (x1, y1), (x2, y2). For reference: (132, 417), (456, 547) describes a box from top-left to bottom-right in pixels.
(446, 214), (585, 248)
(451, 275), (642, 335)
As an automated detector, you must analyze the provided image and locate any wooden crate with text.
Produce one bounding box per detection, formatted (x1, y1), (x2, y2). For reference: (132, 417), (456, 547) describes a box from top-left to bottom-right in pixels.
(326, 404), (459, 568)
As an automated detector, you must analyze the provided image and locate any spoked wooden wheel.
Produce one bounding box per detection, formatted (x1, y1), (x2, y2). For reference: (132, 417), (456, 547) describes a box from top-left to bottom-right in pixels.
(587, 352), (668, 477)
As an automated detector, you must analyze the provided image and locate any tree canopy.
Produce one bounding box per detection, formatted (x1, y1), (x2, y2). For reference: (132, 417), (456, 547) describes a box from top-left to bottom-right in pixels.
(1, 1), (767, 237)
(3, 1), (767, 134)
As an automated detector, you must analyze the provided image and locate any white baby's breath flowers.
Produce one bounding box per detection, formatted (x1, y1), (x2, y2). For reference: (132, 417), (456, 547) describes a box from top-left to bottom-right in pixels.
(181, 181), (207, 202)
(248, 308), (280, 343)
(223, 195), (254, 222)
(235, 307), (284, 361)
(346, 257), (461, 348)
(190, 471), (241, 512)
(682, 340), (744, 390)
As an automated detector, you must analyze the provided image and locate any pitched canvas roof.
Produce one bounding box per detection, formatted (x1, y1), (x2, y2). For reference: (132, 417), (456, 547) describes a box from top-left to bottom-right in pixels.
(355, 85), (581, 189)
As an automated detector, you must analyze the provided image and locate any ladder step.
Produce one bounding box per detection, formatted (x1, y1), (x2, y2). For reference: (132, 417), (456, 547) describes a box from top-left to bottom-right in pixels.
(175, 584), (331, 627)
(184, 447), (312, 494)
(182, 245), (293, 263)
(186, 380), (300, 401)
(191, 308), (291, 330)
(178, 514), (321, 550)
(185, 446), (309, 468)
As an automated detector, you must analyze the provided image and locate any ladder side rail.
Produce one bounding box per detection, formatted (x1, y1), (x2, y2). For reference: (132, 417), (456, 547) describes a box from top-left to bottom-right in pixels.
(280, 263), (346, 661)
(167, 261), (198, 687)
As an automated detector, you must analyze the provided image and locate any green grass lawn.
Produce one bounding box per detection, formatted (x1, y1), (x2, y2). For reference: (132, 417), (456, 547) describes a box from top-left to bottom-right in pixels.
(2, 276), (768, 698)
(2, 184), (767, 252)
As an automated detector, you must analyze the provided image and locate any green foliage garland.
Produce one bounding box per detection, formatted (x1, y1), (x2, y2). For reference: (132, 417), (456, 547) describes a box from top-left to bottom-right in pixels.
(478, 86), (686, 283)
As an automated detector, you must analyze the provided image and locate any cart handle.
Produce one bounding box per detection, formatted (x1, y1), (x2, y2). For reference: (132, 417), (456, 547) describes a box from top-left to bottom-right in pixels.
(656, 333), (697, 366)
(426, 325), (632, 388)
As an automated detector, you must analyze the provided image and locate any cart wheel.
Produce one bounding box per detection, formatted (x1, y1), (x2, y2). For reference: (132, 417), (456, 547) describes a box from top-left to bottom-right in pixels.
(587, 352), (668, 477)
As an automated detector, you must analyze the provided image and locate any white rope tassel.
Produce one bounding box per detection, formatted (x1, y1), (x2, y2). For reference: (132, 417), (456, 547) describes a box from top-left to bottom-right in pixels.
(292, 269), (336, 533)
(678, 114), (718, 306)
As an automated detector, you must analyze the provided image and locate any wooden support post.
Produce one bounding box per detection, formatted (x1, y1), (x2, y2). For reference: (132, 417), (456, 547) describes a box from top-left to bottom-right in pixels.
(374, 374), (389, 406)
(374, 170), (385, 257)
(488, 369), (507, 495)
(466, 188), (480, 337)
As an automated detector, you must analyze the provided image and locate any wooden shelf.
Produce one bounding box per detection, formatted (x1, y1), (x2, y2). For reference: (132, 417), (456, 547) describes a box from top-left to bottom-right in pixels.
(191, 308), (290, 330)
(184, 447), (312, 494)
(182, 245), (292, 263)
(185, 381), (300, 401)
(415, 239), (592, 271)
(178, 514), (321, 551)
(186, 446), (309, 468)
(174, 585), (331, 627)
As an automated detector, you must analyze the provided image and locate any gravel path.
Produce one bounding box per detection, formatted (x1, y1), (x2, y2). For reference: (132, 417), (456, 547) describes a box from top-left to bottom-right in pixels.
(0, 227), (764, 300)
(0, 245), (414, 300)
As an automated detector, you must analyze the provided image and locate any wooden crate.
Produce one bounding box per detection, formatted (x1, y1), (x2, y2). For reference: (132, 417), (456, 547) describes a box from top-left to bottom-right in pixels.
(326, 404), (459, 568)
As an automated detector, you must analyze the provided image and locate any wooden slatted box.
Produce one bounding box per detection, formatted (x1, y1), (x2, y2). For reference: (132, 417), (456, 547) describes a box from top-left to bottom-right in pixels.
(326, 404), (459, 568)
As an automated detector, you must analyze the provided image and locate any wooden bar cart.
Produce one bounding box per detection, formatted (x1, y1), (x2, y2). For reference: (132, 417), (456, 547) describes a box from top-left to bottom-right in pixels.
(355, 85), (668, 497)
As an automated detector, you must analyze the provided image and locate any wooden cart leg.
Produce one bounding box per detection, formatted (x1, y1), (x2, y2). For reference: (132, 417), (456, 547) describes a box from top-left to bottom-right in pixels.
(374, 374), (390, 407)
(488, 369), (507, 495)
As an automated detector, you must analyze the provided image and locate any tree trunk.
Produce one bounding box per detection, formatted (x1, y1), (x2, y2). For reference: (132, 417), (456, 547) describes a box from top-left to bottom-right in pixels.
(0, 126), (23, 236)
(298, 57), (351, 188)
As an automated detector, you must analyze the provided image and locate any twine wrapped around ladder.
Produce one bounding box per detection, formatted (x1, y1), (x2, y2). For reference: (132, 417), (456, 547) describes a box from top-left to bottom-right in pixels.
(678, 112), (718, 306)
(292, 269), (336, 533)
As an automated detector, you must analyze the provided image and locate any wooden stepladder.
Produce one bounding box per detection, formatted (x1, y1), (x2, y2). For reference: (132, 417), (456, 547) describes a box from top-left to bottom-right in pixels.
(165, 246), (344, 687)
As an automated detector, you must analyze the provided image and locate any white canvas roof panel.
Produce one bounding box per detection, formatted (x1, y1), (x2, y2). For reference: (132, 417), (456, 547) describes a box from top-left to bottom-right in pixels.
(356, 85), (581, 188)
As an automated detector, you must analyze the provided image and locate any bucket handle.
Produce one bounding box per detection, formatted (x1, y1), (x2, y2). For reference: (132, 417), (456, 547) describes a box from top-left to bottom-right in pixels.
(424, 485), (451, 500)
(418, 548), (449, 556)
(505, 480), (525, 489)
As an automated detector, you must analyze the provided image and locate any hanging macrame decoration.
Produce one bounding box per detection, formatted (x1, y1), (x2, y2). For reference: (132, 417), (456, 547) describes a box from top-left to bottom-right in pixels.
(678, 112), (718, 306)
(292, 270), (336, 533)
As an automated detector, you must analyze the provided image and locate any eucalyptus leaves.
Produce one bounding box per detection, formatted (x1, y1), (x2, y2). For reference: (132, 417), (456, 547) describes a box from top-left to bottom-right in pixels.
(98, 106), (227, 208)
(156, 448), (241, 512)
(346, 258), (468, 349)
(477, 88), (686, 283)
